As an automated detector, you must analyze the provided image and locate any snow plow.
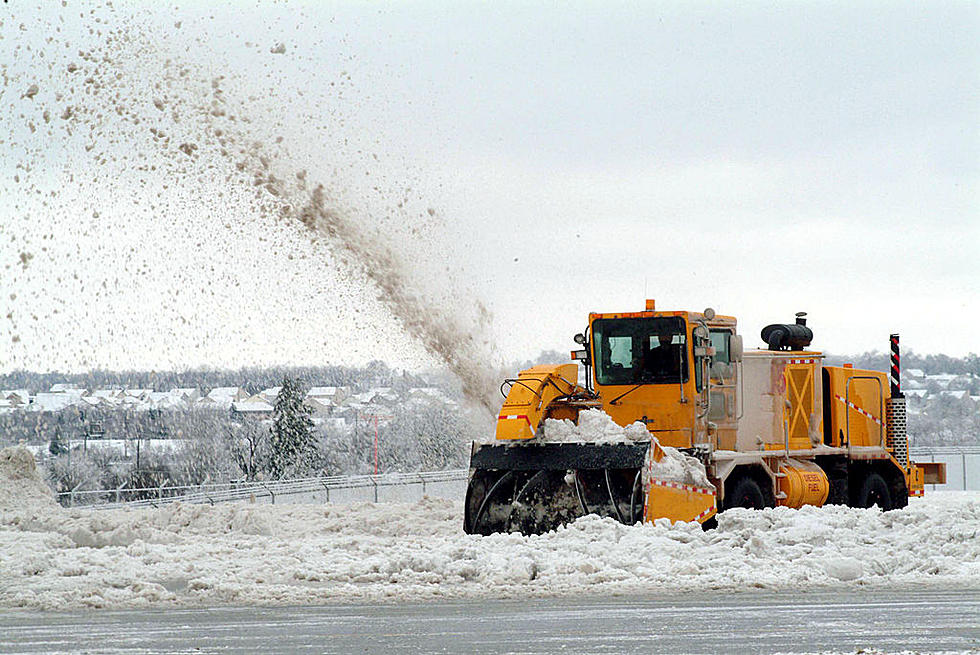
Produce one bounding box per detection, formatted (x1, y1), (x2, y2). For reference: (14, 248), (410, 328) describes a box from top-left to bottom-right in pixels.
(464, 300), (946, 535)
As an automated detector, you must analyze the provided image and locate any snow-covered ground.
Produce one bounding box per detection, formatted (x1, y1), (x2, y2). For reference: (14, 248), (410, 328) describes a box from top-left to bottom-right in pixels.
(1, 446), (978, 610)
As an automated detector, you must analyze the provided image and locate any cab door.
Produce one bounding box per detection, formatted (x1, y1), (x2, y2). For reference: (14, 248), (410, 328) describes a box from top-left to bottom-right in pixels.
(708, 329), (738, 450)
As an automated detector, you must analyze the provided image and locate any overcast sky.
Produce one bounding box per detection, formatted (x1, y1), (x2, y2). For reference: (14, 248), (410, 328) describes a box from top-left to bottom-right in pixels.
(1, 1), (978, 375)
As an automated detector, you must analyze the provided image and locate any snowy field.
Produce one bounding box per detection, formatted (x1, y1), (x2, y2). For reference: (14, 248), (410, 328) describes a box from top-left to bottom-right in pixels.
(1, 446), (978, 611)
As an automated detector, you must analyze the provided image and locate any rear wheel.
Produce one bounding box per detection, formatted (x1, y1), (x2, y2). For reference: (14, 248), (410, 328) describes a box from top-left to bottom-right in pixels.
(889, 476), (909, 510)
(854, 472), (892, 510)
(723, 476), (773, 511)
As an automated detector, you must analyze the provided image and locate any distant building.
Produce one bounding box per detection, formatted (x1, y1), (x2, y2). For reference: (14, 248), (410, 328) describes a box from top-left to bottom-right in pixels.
(2, 390), (32, 407)
(204, 387), (249, 410)
(231, 394), (275, 421)
(925, 374), (957, 389)
(90, 388), (124, 404)
(349, 388), (400, 408)
(170, 388), (201, 403)
(407, 387), (455, 406)
(30, 393), (81, 413)
(258, 387), (282, 404)
(307, 386), (350, 405)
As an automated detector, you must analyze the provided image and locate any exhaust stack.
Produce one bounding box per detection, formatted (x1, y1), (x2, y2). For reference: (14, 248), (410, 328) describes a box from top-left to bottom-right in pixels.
(886, 333), (908, 466)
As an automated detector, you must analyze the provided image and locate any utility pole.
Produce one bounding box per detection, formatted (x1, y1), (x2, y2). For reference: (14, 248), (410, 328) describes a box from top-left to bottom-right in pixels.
(359, 413), (393, 474)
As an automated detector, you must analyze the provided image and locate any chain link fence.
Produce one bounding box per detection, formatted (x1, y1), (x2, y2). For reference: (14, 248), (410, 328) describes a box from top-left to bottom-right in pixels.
(56, 447), (978, 509)
(58, 469), (469, 509)
(910, 446), (980, 491)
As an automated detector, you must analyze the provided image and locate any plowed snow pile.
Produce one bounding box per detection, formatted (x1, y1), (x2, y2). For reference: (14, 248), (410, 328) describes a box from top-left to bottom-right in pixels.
(1, 446), (978, 610)
(543, 409), (712, 488)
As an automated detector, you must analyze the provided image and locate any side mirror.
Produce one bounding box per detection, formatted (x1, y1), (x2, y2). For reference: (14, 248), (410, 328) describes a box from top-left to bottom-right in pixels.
(730, 335), (744, 362)
(573, 333), (586, 345)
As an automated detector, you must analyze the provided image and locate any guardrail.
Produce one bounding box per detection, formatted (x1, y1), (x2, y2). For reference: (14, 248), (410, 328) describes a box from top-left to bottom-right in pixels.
(58, 469), (469, 509)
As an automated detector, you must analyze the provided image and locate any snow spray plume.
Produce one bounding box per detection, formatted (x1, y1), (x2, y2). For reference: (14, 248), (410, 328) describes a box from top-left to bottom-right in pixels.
(291, 185), (501, 414)
(2, 3), (503, 414)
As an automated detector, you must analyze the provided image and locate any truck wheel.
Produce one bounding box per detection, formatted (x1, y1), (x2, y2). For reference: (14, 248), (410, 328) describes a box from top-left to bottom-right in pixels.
(826, 475), (848, 505)
(855, 473), (892, 510)
(724, 477), (770, 510)
(889, 477), (909, 510)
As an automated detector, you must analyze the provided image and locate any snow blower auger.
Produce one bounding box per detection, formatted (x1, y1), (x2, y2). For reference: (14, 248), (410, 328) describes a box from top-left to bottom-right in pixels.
(463, 363), (717, 535)
(464, 300), (946, 536)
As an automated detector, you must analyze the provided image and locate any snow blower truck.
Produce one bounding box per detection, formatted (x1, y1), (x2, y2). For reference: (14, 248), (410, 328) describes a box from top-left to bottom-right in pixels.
(464, 300), (946, 535)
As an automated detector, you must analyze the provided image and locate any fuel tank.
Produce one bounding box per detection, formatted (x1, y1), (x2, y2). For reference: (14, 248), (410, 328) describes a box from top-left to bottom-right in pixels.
(777, 459), (829, 508)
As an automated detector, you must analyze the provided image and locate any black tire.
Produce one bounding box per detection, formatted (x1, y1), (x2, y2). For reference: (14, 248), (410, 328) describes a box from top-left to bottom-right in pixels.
(723, 476), (772, 511)
(889, 475), (909, 510)
(821, 460), (849, 505)
(826, 475), (848, 505)
(700, 516), (718, 531)
(854, 472), (892, 510)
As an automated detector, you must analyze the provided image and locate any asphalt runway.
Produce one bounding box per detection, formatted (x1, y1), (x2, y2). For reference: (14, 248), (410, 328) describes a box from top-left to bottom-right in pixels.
(2, 589), (978, 654)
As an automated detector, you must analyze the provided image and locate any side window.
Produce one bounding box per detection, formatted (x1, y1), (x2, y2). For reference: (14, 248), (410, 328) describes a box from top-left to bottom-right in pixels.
(710, 330), (730, 364)
(694, 329), (704, 393)
(710, 329), (734, 380)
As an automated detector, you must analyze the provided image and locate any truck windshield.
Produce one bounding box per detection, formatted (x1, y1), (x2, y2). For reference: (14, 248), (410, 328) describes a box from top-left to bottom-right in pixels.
(592, 317), (688, 386)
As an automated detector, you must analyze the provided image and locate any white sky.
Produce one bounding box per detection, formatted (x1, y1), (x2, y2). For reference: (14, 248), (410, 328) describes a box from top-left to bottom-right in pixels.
(1, 1), (978, 375)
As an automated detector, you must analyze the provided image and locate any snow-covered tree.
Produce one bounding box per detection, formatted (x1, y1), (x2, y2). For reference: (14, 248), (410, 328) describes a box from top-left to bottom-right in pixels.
(46, 449), (101, 496)
(268, 377), (319, 479)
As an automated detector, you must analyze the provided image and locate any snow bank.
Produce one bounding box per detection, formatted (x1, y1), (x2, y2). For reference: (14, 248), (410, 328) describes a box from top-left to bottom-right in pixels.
(543, 410), (712, 488)
(0, 446), (59, 514)
(1, 445), (977, 609)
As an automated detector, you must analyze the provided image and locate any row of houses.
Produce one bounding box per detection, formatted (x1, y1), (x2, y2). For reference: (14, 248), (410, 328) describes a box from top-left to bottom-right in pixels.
(0, 383), (458, 420)
(900, 369), (980, 402)
(229, 385), (457, 421)
(2, 369), (972, 418)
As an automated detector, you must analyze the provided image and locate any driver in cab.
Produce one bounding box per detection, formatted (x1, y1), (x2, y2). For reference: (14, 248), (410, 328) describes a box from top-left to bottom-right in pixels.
(642, 333), (679, 381)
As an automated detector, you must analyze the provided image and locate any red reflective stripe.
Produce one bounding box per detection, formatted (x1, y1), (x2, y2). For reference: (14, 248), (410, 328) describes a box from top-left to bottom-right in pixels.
(834, 394), (883, 426)
(497, 414), (532, 425)
(648, 478), (715, 496)
(695, 505), (716, 521)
